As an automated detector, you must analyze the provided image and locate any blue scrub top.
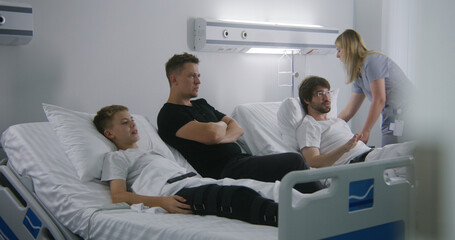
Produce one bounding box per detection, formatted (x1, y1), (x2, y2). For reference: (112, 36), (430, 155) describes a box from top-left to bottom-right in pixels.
(351, 53), (414, 144)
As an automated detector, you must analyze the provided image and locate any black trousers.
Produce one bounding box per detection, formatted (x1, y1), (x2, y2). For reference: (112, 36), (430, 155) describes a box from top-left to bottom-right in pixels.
(220, 152), (324, 193)
(349, 149), (374, 164)
(176, 184), (278, 226)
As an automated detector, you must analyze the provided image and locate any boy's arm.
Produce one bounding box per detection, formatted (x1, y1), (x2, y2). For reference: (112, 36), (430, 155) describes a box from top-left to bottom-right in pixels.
(301, 134), (361, 168)
(109, 179), (192, 214)
(176, 116), (243, 145)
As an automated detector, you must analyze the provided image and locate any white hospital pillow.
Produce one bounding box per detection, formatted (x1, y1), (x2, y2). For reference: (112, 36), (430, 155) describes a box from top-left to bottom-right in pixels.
(277, 89), (338, 151)
(42, 103), (178, 182)
(277, 98), (304, 151)
(329, 88), (338, 119)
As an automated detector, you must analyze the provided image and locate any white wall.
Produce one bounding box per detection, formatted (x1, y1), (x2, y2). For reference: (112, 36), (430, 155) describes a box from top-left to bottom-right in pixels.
(0, 0), (353, 133)
(381, 0), (416, 83)
(352, 0), (383, 147)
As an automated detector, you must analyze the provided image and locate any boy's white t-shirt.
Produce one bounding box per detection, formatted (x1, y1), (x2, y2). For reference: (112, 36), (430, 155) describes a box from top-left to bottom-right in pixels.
(100, 148), (293, 204)
(296, 116), (371, 166)
(101, 148), (188, 195)
(100, 149), (308, 206)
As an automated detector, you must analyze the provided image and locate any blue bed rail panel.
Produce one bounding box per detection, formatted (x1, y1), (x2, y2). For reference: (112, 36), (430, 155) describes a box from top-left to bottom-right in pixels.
(348, 178), (374, 212)
(322, 220), (404, 240)
(278, 156), (414, 240)
(0, 216), (19, 240)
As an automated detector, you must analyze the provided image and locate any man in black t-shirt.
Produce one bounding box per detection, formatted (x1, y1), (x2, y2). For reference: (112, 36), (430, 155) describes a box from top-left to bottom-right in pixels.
(157, 53), (323, 193)
(158, 98), (242, 179)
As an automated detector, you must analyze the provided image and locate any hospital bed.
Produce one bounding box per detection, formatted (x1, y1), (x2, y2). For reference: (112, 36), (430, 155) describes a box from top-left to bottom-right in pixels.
(233, 101), (416, 240)
(0, 102), (415, 240)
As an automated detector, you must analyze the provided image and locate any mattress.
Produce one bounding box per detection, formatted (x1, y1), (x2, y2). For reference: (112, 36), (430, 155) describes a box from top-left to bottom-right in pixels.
(1, 122), (278, 240)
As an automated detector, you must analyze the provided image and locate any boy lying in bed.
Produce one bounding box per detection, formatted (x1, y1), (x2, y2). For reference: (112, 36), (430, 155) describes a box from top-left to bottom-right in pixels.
(93, 105), (302, 227)
(297, 75), (415, 172)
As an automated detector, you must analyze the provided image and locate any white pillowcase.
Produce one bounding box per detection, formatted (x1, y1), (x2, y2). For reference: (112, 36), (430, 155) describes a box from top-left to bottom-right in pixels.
(42, 103), (191, 182)
(277, 89), (338, 151)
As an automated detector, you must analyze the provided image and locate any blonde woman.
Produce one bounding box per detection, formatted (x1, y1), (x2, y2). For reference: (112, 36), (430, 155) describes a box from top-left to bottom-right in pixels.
(335, 29), (413, 146)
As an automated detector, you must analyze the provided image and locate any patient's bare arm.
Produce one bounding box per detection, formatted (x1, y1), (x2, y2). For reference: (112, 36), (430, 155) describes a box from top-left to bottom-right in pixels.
(109, 179), (192, 214)
(301, 134), (361, 168)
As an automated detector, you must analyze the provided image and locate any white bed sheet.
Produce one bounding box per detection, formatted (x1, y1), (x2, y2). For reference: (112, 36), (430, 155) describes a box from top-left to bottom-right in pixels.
(1, 122), (278, 240)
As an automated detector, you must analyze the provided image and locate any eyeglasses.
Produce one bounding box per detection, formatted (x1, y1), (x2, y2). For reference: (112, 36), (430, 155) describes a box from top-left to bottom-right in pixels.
(314, 90), (333, 97)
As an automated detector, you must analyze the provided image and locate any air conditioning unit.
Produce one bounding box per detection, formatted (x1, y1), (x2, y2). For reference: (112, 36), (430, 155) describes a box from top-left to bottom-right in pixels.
(0, 1), (33, 45)
(193, 18), (338, 54)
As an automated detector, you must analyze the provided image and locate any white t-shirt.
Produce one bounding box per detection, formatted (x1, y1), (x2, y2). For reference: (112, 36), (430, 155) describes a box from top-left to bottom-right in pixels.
(100, 148), (300, 204)
(296, 116), (371, 165)
(101, 148), (188, 194)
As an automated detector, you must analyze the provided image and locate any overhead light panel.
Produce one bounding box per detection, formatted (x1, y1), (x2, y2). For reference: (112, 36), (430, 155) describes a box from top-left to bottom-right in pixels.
(246, 48), (300, 55)
(193, 18), (338, 54)
(217, 18), (324, 29)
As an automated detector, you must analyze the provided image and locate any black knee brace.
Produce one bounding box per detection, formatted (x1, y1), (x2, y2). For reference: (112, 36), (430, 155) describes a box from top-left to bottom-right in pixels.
(250, 197), (278, 226)
(191, 184), (222, 215)
(179, 184), (278, 227)
(218, 185), (278, 227)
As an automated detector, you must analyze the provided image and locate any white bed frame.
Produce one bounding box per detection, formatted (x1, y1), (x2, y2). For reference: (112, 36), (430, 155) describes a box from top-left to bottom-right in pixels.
(0, 151), (415, 240)
(233, 101), (416, 240)
(279, 156), (415, 240)
(0, 101), (416, 240)
(0, 160), (80, 240)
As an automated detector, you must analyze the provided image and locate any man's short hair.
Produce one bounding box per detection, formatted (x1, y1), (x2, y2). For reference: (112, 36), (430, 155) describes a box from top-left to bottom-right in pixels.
(93, 105), (128, 135)
(165, 52), (199, 85)
(298, 76), (331, 112)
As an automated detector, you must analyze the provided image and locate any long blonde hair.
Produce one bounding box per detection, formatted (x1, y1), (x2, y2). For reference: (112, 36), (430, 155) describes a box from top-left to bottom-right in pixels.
(335, 29), (378, 84)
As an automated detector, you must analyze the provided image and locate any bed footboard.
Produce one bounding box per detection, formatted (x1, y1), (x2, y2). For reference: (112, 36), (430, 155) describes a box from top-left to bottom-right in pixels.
(279, 156), (415, 240)
(0, 164), (77, 240)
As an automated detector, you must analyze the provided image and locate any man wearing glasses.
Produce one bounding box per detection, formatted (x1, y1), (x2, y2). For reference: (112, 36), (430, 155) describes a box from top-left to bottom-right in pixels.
(297, 76), (414, 169)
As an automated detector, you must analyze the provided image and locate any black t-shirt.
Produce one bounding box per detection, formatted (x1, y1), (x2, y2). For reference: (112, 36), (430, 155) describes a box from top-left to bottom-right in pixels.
(157, 98), (242, 179)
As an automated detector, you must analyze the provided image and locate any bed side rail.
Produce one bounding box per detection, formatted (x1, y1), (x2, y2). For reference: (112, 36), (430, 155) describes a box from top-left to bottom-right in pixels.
(0, 146), (6, 165)
(279, 156), (415, 240)
(0, 165), (69, 240)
